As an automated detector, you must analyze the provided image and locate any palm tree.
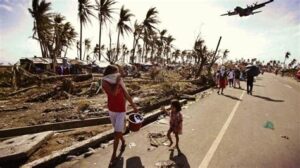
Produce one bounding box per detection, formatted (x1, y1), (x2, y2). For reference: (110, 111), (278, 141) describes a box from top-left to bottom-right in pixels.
(149, 32), (159, 61)
(157, 29), (167, 57)
(173, 49), (180, 63)
(194, 36), (209, 77)
(78, 0), (94, 60)
(283, 51), (290, 68)
(28, 0), (52, 58)
(165, 35), (175, 64)
(132, 7), (159, 62)
(116, 6), (133, 61)
(51, 14), (65, 71)
(131, 20), (143, 63)
(95, 0), (116, 61)
(53, 14), (65, 56)
(222, 49), (229, 64)
(62, 22), (77, 58)
(93, 44), (100, 60)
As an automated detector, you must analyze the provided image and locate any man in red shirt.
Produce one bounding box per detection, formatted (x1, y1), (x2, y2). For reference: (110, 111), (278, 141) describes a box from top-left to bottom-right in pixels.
(102, 65), (138, 166)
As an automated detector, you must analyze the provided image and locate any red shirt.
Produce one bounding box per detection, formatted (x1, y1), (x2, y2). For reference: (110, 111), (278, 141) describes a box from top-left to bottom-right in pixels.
(103, 81), (126, 112)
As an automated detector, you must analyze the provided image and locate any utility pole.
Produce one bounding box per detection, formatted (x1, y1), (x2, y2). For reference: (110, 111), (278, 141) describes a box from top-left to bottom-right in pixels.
(214, 36), (222, 58)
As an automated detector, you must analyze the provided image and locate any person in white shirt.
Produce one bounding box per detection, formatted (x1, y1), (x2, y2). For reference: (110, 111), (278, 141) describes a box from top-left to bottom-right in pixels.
(228, 69), (234, 87)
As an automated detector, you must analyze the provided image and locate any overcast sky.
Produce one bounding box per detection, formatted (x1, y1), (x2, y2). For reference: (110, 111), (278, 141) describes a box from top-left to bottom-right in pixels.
(0, 0), (299, 64)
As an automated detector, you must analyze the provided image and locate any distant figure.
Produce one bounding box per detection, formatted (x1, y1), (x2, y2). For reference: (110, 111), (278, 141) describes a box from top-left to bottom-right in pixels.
(217, 66), (227, 95)
(246, 70), (254, 95)
(214, 70), (220, 87)
(275, 69), (279, 75)
(102, 65), (138, 166)
(261, 68), (265, 75)
(234, 67), (241, 88)
(228, 69), (234, 87)
(162, 99), (183, 153)
(281, 69), (285, 77)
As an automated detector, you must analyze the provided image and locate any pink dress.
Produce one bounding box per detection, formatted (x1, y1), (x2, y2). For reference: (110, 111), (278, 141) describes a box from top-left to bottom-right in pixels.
(170, 112), (183, 134)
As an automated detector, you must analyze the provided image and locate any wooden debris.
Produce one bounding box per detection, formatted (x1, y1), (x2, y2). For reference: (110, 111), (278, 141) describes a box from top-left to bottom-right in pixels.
(0, 131), (54, 163)
(0, 105), (28, 113)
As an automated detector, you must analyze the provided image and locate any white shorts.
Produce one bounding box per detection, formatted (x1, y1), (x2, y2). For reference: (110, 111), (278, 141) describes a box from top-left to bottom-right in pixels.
(109, 111), (126, 133)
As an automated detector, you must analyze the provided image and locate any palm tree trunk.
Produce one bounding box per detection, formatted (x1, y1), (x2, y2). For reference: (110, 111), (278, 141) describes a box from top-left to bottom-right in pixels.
(131, 32), (141, 63)
(145, 44), (149, 62)
(116, 30), (121, 62)
(150, 45), (154, 61)
(35, 22), (45, 58)
(167, 52), (170, 64)
(142, 42), (146, 63)
(83, 46), (86, 60)
(109, 31), (112, 64)
(131, 37), (136, 63)
(80, 21), (83, 60)
(64, 47), (68, 57)
(98, 20), (102, 61)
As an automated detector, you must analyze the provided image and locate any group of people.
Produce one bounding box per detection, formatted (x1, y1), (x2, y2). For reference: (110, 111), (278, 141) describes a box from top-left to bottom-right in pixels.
(215, 65), (255, 95)
(102, 65), (183, 167)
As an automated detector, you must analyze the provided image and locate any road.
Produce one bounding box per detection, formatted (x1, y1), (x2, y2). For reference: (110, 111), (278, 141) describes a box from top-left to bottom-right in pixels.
(58, 73), (300, 168)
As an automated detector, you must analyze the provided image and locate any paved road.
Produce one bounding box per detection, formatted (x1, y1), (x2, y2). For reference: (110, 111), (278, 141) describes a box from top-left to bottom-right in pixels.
(58, 73), (300, 168)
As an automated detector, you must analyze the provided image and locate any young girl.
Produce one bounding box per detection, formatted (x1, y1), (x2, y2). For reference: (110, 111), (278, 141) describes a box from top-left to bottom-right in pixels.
(162, 99), (183, 152)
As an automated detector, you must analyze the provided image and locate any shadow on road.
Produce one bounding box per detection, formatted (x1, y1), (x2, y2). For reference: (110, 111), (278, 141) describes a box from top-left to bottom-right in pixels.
(222, 94), (242, 101)
(126, 156), (144, 168)
(252, 95), (284, 102)
(108, 148), (126, 168)
(110, 157), (124, 168)
(169, 149), (191, 168)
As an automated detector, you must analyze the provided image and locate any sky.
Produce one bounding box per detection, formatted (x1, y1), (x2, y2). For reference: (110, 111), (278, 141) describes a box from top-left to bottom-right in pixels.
(0, 0), (299, 65)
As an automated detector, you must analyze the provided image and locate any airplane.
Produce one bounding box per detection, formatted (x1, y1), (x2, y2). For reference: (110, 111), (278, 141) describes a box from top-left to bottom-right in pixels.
(221, 0), (274, 17)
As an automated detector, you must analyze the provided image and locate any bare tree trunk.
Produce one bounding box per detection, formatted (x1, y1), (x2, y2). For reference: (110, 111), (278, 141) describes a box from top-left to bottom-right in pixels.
(98, 19), (102, 61)
(80, 21), (83, 60)
(64, 47), (68, 57)
(142, 42), (146, 63)
(116, 30), (121, 62)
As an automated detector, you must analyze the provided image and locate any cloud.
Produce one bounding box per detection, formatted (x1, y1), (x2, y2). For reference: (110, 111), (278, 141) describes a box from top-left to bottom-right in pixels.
(0, 4), (12, 12)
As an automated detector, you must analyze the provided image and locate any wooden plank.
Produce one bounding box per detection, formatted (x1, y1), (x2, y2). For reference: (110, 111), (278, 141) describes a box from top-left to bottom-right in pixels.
(0, 117), (111, 138)
(0, 131), (54, 163)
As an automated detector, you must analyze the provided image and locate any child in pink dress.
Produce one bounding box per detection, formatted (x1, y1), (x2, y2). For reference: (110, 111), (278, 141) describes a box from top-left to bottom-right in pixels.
(162, 99), (183, 152)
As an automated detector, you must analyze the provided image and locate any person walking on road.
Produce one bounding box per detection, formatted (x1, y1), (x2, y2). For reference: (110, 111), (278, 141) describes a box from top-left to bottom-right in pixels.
(102, 65), (138, 166)
(217, 66), (227, 95)
(234, 67), (241, 89)
(246, 70), (254, 95)
(228, 69), (234, 87)
(162, 99), (183, 153)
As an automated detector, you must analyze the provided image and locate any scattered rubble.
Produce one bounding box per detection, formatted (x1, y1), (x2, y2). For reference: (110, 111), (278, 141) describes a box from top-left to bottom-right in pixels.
(1, 66), (212, 166)
(155, 160), (175, 168)
(148, 132), (168, 147)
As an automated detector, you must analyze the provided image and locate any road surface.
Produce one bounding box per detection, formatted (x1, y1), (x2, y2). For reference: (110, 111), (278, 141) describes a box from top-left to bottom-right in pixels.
(58, 73), (300, 168)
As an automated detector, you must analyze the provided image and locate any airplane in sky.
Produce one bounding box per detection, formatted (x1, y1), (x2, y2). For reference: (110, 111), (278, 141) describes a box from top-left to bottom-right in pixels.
(221, 0), (274, 17)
